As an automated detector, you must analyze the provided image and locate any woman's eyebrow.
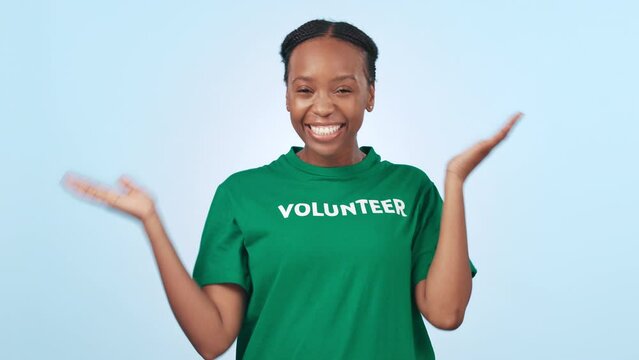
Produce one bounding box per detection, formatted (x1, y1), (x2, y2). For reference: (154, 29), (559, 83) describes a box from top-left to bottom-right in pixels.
(292, 75), (357, 83)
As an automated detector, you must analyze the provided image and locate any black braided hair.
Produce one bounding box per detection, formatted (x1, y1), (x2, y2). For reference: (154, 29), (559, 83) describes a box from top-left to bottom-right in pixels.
(279, 19), (379, 86)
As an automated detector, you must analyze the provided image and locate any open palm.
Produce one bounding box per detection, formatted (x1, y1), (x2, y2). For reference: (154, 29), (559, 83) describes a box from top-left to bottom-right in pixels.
(61, 173), (156, 221)
(446, 112), (523, 182)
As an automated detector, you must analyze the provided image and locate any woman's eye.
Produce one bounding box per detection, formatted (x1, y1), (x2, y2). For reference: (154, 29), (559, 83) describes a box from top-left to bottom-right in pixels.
(297, 88), (311, 93)
(337, 88), (352, 93)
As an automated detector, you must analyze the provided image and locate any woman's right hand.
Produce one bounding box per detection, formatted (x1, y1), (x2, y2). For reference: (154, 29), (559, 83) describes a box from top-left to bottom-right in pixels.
(61, 172), (157, 222)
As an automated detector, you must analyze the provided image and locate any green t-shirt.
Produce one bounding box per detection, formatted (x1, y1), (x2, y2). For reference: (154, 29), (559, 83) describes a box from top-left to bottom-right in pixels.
(192, 145), (477, 359)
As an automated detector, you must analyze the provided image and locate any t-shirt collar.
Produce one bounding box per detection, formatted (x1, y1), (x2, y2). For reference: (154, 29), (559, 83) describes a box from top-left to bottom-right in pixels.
(283, 146), (381, 178)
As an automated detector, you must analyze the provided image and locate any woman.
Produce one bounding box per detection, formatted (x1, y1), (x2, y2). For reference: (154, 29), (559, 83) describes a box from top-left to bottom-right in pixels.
(62, 19), (522, 359)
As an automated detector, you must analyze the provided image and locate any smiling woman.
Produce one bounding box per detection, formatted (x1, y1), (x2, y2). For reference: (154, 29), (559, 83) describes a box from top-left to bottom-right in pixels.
(62, 17), (521, 360)
(188, 19), (483, 360)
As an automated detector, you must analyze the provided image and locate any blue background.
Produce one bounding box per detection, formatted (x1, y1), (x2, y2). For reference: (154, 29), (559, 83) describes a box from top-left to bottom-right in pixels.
(2, 1), (638, 359)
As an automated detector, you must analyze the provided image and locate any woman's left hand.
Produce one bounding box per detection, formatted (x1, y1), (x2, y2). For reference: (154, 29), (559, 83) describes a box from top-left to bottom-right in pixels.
(446, 112), (523, 183)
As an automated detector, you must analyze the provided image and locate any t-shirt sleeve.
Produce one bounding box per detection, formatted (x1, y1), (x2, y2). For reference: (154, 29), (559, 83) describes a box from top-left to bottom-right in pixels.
(411, 178), (478, 288)
(192, 183), (252, 294)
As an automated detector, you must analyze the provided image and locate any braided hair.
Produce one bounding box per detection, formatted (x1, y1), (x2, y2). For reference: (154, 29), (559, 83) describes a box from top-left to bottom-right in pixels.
(279, 19), (379, 87)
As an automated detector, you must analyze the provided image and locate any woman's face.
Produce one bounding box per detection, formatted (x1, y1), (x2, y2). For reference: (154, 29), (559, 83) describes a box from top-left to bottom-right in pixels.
(286, 36), (375, 162)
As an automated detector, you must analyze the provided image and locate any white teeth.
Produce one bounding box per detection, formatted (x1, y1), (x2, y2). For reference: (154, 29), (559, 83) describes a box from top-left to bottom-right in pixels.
(309, 124), (341, 136)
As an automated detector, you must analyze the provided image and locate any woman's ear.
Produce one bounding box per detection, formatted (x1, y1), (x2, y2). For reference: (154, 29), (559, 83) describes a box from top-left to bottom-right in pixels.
(285, 88), (290, 112)
(366, 83), (375, 112)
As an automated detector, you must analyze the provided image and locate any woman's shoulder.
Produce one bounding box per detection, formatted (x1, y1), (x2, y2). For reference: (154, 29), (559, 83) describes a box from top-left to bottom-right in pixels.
(218, 164), (272, 189)
(217, 150), (290, 189)
(381, 158), (435, 185)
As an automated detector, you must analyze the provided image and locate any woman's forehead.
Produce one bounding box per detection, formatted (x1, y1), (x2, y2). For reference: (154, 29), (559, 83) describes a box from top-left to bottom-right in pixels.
(288, 37), (367, 80)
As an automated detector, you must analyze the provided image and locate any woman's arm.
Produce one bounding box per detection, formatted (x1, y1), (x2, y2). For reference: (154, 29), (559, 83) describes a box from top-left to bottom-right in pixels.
(62, 174), (233, 359)
(418, 173), (472, 330)
(141, 210), (232, 359)
(416, 112), (522, 329)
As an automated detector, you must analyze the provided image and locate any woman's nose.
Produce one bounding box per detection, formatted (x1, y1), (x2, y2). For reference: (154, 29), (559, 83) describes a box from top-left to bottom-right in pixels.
(311, 91), (335, 117)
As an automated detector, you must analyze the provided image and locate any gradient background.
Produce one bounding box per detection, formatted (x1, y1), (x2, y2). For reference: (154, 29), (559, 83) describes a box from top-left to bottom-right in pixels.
(2, 1), (638, 359)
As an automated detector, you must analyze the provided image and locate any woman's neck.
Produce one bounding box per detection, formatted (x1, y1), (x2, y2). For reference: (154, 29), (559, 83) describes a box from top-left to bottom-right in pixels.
(296, 146), (366, 167)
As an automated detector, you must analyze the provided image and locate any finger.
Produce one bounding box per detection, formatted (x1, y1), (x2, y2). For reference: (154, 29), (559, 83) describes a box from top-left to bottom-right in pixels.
(65, 176), (120, 206)
(63, 174), (91, 194)
(93, 185), (121, 205)
(118, 175), (142, 192)
(503, 112), (523, 133)
(488, 112), (523, 146)
(61, 172), (84, 189)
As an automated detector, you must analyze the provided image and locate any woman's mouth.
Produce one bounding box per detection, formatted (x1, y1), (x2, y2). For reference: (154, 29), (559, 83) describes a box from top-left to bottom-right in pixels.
(305, 123), (345, 141)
